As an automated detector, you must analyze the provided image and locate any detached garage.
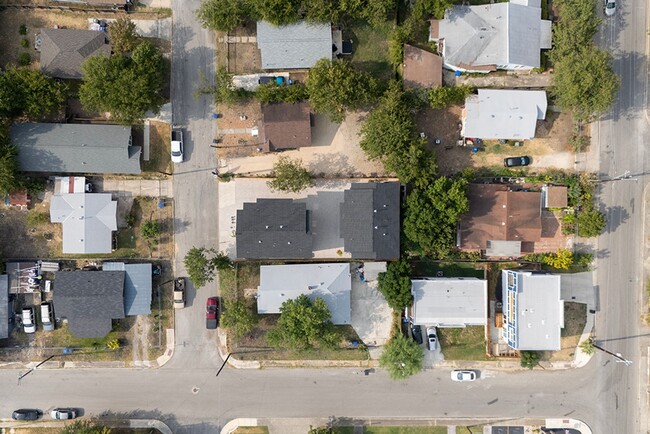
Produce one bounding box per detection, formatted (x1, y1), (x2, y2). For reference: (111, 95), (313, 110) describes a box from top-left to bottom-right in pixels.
(410, 278), (487, 327)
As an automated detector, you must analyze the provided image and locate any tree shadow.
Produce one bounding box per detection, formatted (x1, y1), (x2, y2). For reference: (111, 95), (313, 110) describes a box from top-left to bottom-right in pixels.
(604, 205), (630, 233)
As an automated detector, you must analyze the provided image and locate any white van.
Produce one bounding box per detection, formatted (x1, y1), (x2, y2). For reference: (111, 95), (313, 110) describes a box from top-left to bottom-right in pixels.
(22, 307), (36, 334)
(40, 302), (54, 331)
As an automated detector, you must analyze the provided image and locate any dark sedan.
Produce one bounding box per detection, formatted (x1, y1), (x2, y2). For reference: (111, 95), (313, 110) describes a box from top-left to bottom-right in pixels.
(410, 323), (423, 345)
(206, 297), (219, 329)
(12, 409), (42, 421)
(504, 156), (531, 167)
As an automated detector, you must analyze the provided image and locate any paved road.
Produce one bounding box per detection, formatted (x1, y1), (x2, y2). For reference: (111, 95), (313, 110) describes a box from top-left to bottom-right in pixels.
(169, 0), (221, 370)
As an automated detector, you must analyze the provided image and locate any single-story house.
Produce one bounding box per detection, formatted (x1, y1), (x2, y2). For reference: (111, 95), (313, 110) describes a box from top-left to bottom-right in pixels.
(261, 102), (312, 151)
(542, 185), (568, 208)
(0, 275), (8, 339)
(411, 278), (487, 327)
(458, 184), (542, 257)
(402, 44), (443, 88)
(11, 123), (141, 175)
(54, 270), (125, 338)
(502, 270), (564, 351)
(50, 193), (117, 254)
(103, 262), (152, 316)
(257, 21), (332, 70)
(39, 28), (111, 79)
(430, 0), (552, 72)
(257, 263), (351, 325)
(462, 89), (547, 140)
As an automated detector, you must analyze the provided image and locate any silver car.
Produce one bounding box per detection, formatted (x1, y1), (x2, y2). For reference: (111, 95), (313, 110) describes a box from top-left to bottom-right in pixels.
(50, 408), (77, 420)
(426, 327), (438, 351)
(605, 0), (616, 16)
(21, 307), (36, 334)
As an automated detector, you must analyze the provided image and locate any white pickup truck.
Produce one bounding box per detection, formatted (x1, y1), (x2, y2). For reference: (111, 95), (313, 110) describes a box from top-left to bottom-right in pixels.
(173, 278), (185, 309)
(171, 128), (184, 163)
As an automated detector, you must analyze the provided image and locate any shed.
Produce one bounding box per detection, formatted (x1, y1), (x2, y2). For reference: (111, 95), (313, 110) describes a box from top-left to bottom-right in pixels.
(542, 185), (568, 208)
(103, 263), (152, 316)
(402, 44), (443, 88)
(262, 102), (312, 151)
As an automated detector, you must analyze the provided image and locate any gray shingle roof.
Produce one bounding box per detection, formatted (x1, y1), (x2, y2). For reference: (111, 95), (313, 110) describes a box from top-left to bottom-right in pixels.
(236, 199), (313, 259)
(257, 21), (332, 69)
(103, 263), (152, 316)
(0, 275), (8, 339)
(53, 271), (125, 338)
(339, 182), (400, 260)
(39, 28), (111, 79)
(11, 123), (141, 174)
(50, 193), (117, 254)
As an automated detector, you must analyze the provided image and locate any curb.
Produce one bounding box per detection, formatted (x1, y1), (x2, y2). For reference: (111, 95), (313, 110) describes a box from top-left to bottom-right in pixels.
(220, 418), (258, 434)
(0, 419), (173, 434)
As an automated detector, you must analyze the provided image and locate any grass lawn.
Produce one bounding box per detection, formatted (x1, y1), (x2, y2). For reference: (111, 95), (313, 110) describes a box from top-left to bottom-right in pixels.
(411, 260), (485, 279)
(233, 428), (269, 434)
(364, 427), (447, 434)
(438, 326), (488, 361)
(346, 21), (394, 80)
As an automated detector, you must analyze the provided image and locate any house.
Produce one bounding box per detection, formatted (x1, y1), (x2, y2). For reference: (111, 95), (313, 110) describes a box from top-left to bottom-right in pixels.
(430, 0), (552, 72)
(50, 193), (117, 254)
(340, 182), (400, 260)
(10, 123), (141, 174)
(458, 184), (542, 257)
(54, 270), (125, 338)
(103, 263), (152, 316)
(501, 270), (564, 351)
(235, 181), (400, 260)
(257, 263), (351, 324)
(236, 199), (313, 259)
(39, 28), (111, 80)
(257, 21), (332, 70)
(410, 278), (487, 327)
(402, 44), (443, 88)
(542, 185), (568, 208)
(261, 102), (312, 151)
(462, 89), (547, 140)
(0, 275), (8, 339)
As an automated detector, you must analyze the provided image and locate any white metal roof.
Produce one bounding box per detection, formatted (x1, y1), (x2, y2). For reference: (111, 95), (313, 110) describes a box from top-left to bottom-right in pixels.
(411, 278), (487, 326)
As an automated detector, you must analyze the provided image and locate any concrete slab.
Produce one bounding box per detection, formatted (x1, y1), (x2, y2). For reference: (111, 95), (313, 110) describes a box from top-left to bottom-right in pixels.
(350, 262), (391, 348)
(96, 18), (172, 41)
(143, 120), (151, 161)
(560, 272), (597, 310)
(96, 179), (173, 198)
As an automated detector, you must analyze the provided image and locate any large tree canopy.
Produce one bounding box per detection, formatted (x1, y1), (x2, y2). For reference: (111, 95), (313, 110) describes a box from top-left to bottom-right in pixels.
(377, 259), (413, 310)
(80, 41), (165, 124)
(196, 0), (252, 31)
(379, 334), (424, 380)
(108, 17), (141, 54)
(0, 67), (66, 120)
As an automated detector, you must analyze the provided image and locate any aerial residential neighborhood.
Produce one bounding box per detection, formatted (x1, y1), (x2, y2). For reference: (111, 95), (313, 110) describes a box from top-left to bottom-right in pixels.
(0, 0), (644, 433)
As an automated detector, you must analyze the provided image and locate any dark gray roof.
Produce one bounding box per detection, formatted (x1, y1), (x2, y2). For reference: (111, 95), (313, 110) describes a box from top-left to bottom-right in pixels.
(103, 263), (152, 316)
(0, 275), (8, 339)
(53, 271), (125, 338)
(39, 28), (111, 79)
(236, 199), (313, 259)
(11, 123), (141, 174)
(340, 182), (400, 260)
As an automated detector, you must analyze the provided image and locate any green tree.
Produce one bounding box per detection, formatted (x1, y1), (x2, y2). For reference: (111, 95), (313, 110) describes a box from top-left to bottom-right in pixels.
(108, 17), (140, 54)
(579, 337), (595, 355)
(520, 350), (540, 369)
(303, 0), (341, 22)
(383, 138), (438, 189)
(80, 41), (165, 124)
(0, 139), (20, 196)
(377, 259), (413, 310)
(255, 82), (309, 103)
(141, 220), (160, 239)
(379, 333), (424, 380)
(0, 67), (66, 120)
(196, 0), (252, 31)
(267, 156), (312, 193)
(403, 177), (469, 256)
(307, 427), (332, 434)
(412, 0), (454, 20)
(221, 299), (257, 338)
(576, 208), (607, 237)
(307, 59), (378, 123)
(183, 247), (232, 287)
(254, 0), (301, 26)
(267, 294), (340, 350)
(61, 421), (112, 434)
(428, 85), (474, 109)
(543, 248), (574, 270)
(211, 67), (251, 105)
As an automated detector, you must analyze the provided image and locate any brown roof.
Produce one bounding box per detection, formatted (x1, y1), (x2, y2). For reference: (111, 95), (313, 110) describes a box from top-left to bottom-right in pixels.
(544, 186), (568, 208)
(403, 44), (442, 88)
(8, 190), (30, 207)
(262, 102), (312, 151)
(459, 184), (542, 250)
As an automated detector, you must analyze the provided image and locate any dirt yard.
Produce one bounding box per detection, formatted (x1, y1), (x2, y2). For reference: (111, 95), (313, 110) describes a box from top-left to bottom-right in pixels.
(224, 24), (261, 74)
(543, 302), (587, 362)
(216, 100), (264, 158)
(144, 121), (172, 176)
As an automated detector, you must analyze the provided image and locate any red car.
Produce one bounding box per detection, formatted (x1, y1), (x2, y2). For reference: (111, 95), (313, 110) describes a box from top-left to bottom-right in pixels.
(206, 297), (219, 329)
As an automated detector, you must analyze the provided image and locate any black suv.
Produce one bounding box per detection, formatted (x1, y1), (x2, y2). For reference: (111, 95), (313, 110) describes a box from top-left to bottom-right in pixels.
(12, 409), (42, 421)
(410, 323), (423, 345)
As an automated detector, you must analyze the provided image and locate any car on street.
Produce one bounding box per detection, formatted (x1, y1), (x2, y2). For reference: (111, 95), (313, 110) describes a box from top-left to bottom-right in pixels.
(50, 408), (78, 420)
(604, 0), (616, 16)
(12, 409), (42, 420)
(21, 307), (36, 334)
(173, 278), (186, 309)
(171, 128), (184, 163)
(206, 297), (219, 329)
(503, 156), (531, 167)
(426, 326), (437, 351)
(451, 370), (477, 382)
(410, 323), (423, 345)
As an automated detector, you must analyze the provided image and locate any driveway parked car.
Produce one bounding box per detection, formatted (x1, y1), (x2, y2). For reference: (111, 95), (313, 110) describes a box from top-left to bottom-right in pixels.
(50, 408), (78, 420)
(21, 307), (36, 334)
(12, 409), (42, 420)
(410, 323), (423, 345)
(503, 156), (531, 167)
(206, 297), (219, 329)
(426, 326), (437, 351)
(604, 0), (616, 16)
(451, 370), (477, 382)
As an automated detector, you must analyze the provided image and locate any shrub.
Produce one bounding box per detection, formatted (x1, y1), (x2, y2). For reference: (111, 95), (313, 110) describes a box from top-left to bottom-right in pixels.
(576, 208), (607, 237)
(18, 53), (30, 66)
(267, 156), (312, 193)
(428, 85), (474, 109)
(19, 24), (27, 35)
(255, 82), (309, 104)
(21, 38), (29, 48)
(520, 351), (540, 369)
(141, 220), (161, 239)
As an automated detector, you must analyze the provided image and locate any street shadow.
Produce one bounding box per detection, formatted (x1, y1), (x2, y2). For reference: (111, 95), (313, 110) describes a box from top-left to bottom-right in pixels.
(598, 333), (650, 343)
(600, 50), (646, 123)
(605, 205), (630, 233)
(172, 217), (191, 235)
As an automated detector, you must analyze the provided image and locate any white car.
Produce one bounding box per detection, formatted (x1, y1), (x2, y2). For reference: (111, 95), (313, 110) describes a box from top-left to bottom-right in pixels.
(50, 408), (77, 420)
(605, 0), (616, 16)
(426, 326), (437, 351)
(21, 307), (36, 334)
(451, 370), (477, 382)
(171, 128), (184, 163)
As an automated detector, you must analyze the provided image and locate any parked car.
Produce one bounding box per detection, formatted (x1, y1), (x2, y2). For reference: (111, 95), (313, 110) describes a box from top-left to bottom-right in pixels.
(426, 326), (437, 351)
(12, 409), (42, 420)
(40, 302), (55, 331)
(604, 0), (616, 16)
(206, 297), (219, 329)
(50, 408), (78, 420)
(171, 128), (184, 163)
(503, 156), (531, 167)
(21, 307), (36, 334)
(258, 76), (285, 85)
(410, 323), (423, 345)
(451, 370), (477, 382)
(173, 278), (185, 309)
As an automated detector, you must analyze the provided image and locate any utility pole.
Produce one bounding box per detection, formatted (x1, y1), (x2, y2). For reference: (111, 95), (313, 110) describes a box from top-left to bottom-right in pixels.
(590, 338), (632, 366)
